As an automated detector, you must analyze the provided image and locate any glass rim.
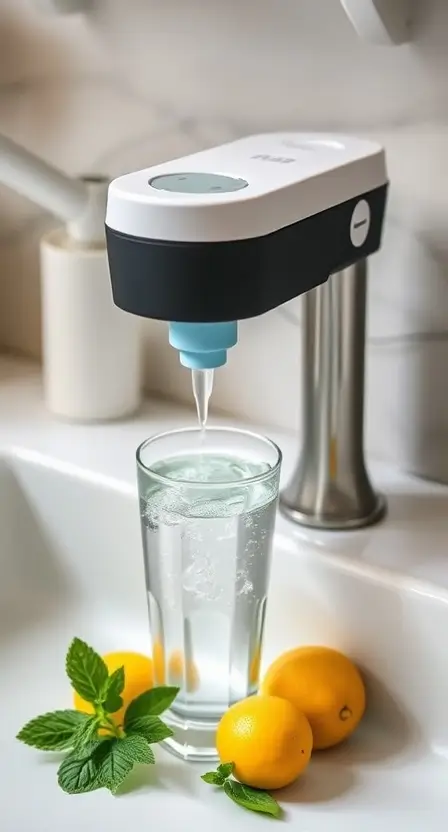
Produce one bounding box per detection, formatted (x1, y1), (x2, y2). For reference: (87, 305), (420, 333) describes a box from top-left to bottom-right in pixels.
(136, 425), (282, 488)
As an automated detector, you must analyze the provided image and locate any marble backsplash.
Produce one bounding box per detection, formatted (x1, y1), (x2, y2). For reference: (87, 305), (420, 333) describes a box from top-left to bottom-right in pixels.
(0, 0), (447, 483)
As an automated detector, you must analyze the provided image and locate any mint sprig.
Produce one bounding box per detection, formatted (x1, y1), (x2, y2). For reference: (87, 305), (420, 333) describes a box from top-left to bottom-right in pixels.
(17, 638), (179, 795)
(202, 762), (283, 819)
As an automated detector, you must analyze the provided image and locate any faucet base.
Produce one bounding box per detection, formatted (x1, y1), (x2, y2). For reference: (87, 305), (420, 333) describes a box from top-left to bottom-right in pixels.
(279, 491), (387, 531)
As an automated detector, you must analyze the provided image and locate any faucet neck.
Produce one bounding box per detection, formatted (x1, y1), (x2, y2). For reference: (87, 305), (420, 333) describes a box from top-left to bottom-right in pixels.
(280, 260), (386, 530)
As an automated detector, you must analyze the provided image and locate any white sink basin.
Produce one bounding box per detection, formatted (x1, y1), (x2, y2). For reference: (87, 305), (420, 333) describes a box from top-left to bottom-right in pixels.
(1, 444), (447, 831)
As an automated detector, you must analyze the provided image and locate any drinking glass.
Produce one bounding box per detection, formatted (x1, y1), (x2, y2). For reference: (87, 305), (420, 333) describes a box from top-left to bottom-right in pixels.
(136, 426), (282, 760)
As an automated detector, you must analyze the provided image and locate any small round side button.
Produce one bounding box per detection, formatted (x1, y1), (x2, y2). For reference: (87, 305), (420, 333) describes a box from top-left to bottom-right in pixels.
(350, 200), (371, 247)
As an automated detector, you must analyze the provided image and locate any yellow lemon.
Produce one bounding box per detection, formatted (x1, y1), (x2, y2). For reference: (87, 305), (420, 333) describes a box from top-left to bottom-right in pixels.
(73, 651), (153, 726)
(168, 650), (200, 692)
(249, 646), (261, 688)
(152, 640), (166, 685)
(216, 694), (312, 790)
(263, 646), (366, 750)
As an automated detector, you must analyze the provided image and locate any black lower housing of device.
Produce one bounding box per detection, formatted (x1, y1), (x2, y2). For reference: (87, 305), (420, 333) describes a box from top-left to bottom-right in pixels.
(105, 184), (388, 323)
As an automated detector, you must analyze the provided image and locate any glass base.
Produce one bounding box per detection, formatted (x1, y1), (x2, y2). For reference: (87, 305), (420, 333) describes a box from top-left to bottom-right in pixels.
(162, 708), (219, 762)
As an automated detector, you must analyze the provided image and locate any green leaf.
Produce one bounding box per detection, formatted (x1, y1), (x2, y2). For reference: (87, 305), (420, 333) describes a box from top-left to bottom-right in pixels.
(117, 735), (155, 765)
(217, 762), (234, 779)
(102, 667), (125, 714)
(73, 715), (101, 748)
(125, 715), (173, 744)
(16, 710), (90, 751)
(66, 638), (108, 704)
(124, 686), (179, 724)
(223, 780), (282, 819)
(57, 740), (109, 794)
(104, 693), (123, 716)
(96, 736), (155, 795)
(201, 771), (226, 786)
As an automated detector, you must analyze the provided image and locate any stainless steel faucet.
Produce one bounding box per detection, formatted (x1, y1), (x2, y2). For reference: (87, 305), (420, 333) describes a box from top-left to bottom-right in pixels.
(280, 260), (386, 530)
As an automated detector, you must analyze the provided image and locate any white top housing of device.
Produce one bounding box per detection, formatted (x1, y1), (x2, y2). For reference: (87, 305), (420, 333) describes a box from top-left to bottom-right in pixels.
(106, 133), (387, 244)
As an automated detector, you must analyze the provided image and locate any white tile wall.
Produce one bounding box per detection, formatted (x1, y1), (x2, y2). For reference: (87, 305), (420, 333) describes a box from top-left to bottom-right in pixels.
(0, 0), (447, 482)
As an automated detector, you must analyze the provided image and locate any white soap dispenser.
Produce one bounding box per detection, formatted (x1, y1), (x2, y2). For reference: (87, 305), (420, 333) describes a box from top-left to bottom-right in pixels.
(0, 134), (142, 421)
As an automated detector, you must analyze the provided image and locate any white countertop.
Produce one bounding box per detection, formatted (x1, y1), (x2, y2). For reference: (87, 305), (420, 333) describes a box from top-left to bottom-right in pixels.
(1, 355), (447, 600)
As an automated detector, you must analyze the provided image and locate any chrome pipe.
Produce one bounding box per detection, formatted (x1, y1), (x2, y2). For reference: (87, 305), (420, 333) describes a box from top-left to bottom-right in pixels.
(280, 260), (386, 530)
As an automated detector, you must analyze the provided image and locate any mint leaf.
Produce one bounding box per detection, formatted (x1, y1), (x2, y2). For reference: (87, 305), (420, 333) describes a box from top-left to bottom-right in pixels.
(201, 762), (234, 787)
(125, 715), (173, 744)
(57, 740), (109, 794)
(223, 780), (282, 819)
(104, 693), (123, 716)
(116, 735), (155, 765)
(58, 737), (155, 795)
(66, 638), (108, 704)
(102, 667), (125, 714)
(17, 710), (89, 751)
(96, 736), (155, 794)
(124, 686), (179, 724)
(73, 715), (100, 748)
(218, 762), (234, 779)
(202, 771), (226, 786)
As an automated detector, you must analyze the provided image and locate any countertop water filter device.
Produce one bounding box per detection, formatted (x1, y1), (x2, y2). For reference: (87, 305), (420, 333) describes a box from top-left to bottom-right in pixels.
(105, 133), (388, 365)
(105, 133), (389, 530)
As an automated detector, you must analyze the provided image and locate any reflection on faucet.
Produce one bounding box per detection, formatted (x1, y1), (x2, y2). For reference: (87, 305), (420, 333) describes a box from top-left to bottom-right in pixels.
(280, 261), (386, 530)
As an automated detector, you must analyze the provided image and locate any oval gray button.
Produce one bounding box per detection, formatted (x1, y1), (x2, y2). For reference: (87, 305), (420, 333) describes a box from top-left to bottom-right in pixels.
(149, 172), (249, 194)
(350, 200), (371, 247)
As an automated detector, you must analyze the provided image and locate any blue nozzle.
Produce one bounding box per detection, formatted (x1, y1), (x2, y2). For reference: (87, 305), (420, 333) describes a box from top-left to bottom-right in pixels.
(169, 321), (238, 369)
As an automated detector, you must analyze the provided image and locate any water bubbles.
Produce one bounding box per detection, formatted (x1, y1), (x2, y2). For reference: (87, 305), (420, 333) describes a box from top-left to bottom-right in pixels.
(182, 559), (223, 601)
(142, 454), (278, 533)
(236, 570), (254, 596)
(142, 488), (191, 529)
(243, 512), (254, 529)
(188, 493), (246, 519)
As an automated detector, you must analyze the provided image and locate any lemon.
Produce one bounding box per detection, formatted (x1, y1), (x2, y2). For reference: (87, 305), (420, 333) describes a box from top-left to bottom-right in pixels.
(262, 646), (366, 750)
(152, 640), (166, 685)
(73, 650), (153, 726)
(216, 694), (312, 790)
(249, 646), (261, 688)
(167, 650), (200, 692)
